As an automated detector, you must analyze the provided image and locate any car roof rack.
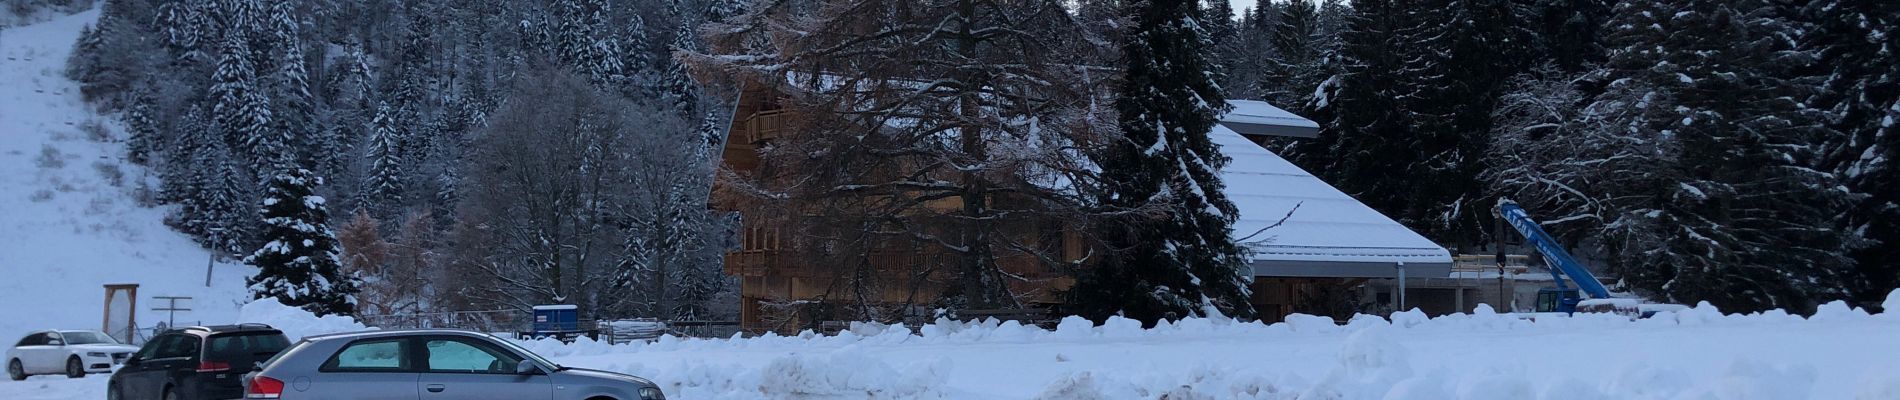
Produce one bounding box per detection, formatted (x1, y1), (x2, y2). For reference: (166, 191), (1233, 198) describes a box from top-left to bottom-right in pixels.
(169, 323), (276, 334)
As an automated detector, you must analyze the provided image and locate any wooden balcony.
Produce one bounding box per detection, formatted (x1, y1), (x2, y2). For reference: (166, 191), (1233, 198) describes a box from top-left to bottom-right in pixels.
(725, 248), (950, 279)
(743, 110), (788, 144)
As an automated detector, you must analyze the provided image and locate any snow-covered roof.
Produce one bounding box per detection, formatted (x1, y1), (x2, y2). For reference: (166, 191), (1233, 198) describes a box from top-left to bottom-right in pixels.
(1222, 100), (1321, 138)
(1214, 114), (1452, 277)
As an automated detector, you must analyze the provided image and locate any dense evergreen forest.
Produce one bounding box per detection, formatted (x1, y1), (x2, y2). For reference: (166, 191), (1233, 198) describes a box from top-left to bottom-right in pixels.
(60, 0), (1899, 321)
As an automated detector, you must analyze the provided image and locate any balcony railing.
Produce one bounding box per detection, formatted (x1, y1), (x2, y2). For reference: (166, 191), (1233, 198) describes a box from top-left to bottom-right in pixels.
(744, 110), (788, 144)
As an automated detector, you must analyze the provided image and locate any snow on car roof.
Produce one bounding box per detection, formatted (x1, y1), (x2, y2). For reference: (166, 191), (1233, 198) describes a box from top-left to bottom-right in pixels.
(1212, 123), (1452, 266)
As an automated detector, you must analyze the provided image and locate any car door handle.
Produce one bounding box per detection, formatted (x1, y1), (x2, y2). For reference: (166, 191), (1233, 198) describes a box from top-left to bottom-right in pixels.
(426, 384), (446, 393)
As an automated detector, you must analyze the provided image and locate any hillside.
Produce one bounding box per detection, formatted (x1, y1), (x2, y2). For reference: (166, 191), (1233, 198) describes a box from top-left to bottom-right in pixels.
(0, 9), (251, 343)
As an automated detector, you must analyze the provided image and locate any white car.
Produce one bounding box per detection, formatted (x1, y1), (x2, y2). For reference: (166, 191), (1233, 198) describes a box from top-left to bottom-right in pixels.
(7, 330), (139, 380)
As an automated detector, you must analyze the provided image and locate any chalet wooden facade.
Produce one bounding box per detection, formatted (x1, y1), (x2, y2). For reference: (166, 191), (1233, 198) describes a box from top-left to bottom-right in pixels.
(713, 81), (1454, 333)
(713, 83), (1088, 333)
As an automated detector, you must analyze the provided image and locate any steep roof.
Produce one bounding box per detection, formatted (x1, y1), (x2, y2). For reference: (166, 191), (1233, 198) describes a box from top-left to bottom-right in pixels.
(1215, 104), (1452, 276)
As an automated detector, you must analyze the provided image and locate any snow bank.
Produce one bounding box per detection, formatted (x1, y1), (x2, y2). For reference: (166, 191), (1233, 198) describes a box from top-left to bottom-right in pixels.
(10, 298), (1900, 399)
(236, 298), (370, 341)
(494, 304), (1900, 399)
(1885, 288), (1900, 318)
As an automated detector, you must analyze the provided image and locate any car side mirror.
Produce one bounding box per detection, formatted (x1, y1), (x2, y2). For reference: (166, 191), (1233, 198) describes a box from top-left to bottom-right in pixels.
(46, 339), (63, 346)
(515, 362), (542, 375)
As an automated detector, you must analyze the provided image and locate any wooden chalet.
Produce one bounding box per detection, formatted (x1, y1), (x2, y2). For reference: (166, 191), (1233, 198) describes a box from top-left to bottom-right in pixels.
(713, 82), (1453, 333)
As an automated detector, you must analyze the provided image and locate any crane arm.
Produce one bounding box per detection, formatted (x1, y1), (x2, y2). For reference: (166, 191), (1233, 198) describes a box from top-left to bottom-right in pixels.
(1495, 199), (1612, 299)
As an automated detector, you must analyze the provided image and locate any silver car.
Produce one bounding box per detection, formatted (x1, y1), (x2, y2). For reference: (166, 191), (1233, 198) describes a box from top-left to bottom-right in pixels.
(243, 330), (663, 400)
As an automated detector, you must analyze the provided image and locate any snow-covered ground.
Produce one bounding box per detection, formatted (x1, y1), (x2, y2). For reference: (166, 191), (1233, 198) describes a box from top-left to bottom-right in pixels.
(6, 297), (1899, 399)
(0, 10), (254, 345)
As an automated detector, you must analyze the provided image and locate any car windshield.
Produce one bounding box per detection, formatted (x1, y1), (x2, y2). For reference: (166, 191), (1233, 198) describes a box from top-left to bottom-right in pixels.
(59, 331), (117, 345)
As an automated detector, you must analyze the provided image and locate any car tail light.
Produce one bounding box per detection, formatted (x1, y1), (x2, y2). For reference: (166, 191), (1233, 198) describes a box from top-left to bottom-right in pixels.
(196, 361), (231, 372)
(246, 376), (285, 399)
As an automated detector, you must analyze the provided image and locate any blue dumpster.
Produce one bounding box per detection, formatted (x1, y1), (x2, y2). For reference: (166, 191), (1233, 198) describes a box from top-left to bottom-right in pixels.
(531, 304), (579, 334)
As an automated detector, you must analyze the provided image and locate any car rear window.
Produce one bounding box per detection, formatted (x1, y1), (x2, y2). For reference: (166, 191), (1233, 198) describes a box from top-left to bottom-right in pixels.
(206, 332), (291, 362)
(259, 339), (309, 369)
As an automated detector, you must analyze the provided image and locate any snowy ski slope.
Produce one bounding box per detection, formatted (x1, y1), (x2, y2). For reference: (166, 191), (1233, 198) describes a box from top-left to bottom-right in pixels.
(0, 10), (254, 346)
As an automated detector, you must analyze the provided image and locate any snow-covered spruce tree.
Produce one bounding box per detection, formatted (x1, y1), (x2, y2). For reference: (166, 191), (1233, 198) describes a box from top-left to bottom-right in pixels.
(202, 134), (255, 257)
(272, 31), (315, 170)
(1528, 0), (1860, 312)
(1202, 0), (1237, 47)
(1402, 0), (1536, 244)
(1260, 0), (1326, 111)
(360, 103), (404, 219)
(246, 167), (360, 317)
(66, 23), (105, 94)
(1071, 0), (1255, 324)
(1805, 0), (1900, 309)
(165, 106), (219, 237)
(160, 106), (211, 205)
(210, 31), (278, 174)
(124, 91), (160, 166)
(660, 7), (700, 118)
(1298, 0), (1435, 228)
(154, 0), (205, 64)
(1299, 0), (1532, 246)
(1523, 0), (1612, 73)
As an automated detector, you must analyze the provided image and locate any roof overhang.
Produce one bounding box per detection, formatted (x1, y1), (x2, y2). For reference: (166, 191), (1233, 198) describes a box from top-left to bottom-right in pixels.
(1251, 259), (1455, 279)
(1221, 99), (1321, 138)
(1221, 120), (1319, 138)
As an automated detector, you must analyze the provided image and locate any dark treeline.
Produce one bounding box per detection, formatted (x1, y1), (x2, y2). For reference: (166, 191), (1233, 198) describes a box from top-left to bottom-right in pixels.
(69, 0), (743, 320)
(1230, 0), (1897, 313)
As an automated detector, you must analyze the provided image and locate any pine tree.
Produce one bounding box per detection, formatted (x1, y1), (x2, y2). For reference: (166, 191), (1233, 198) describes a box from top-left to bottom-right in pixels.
(1202, 0), (1237, 46)
(705, 0), (747, 23)
(1298, 0), (1435, 228)
(211, 31), (278, 174)
(1401, 0), (1535, 244)
(1260, 0), (1325, 109)
(1510, 0), (1861, 312)
(124, 91), (161, 166)
(361, 103), (405, 218)
(203, 135), (255, 257)
(661, 0), (700, 118)
(273, 32), (315, 171)
(66, 23), (104, 85)
(161, 106), (213, 205)
(246, 167), (361, 317)
(1524, 0), (1612, 72)
(154, 1), (205, 64)
(1072, 0), (1255, 324)
(1806, 0), (1900, 309)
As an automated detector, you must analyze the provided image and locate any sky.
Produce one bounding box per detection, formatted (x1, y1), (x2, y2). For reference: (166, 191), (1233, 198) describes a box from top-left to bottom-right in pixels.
(1231, 0), (1263, 15)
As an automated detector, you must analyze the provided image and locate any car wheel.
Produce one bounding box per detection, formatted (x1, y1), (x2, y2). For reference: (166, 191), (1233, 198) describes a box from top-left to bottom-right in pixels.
(108, 383), (123, 400)
(6, 359), (24, 381)
(162, 387), (178, 400)
(65, 356), (85, 378)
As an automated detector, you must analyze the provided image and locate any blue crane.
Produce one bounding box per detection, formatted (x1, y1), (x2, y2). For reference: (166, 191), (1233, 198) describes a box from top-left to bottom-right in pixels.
(1495, 199), (1613, 313)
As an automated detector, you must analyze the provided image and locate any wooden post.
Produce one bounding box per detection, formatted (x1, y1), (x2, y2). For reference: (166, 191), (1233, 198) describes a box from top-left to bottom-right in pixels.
(103, 284), (139, 343)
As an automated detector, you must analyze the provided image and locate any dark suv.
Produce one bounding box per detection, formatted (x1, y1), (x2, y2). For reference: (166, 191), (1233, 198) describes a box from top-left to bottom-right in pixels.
(108, 324), (292, 400)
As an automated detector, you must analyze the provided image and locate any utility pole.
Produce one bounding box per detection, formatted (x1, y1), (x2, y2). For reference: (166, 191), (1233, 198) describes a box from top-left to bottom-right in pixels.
(205, 227), (224, 287)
